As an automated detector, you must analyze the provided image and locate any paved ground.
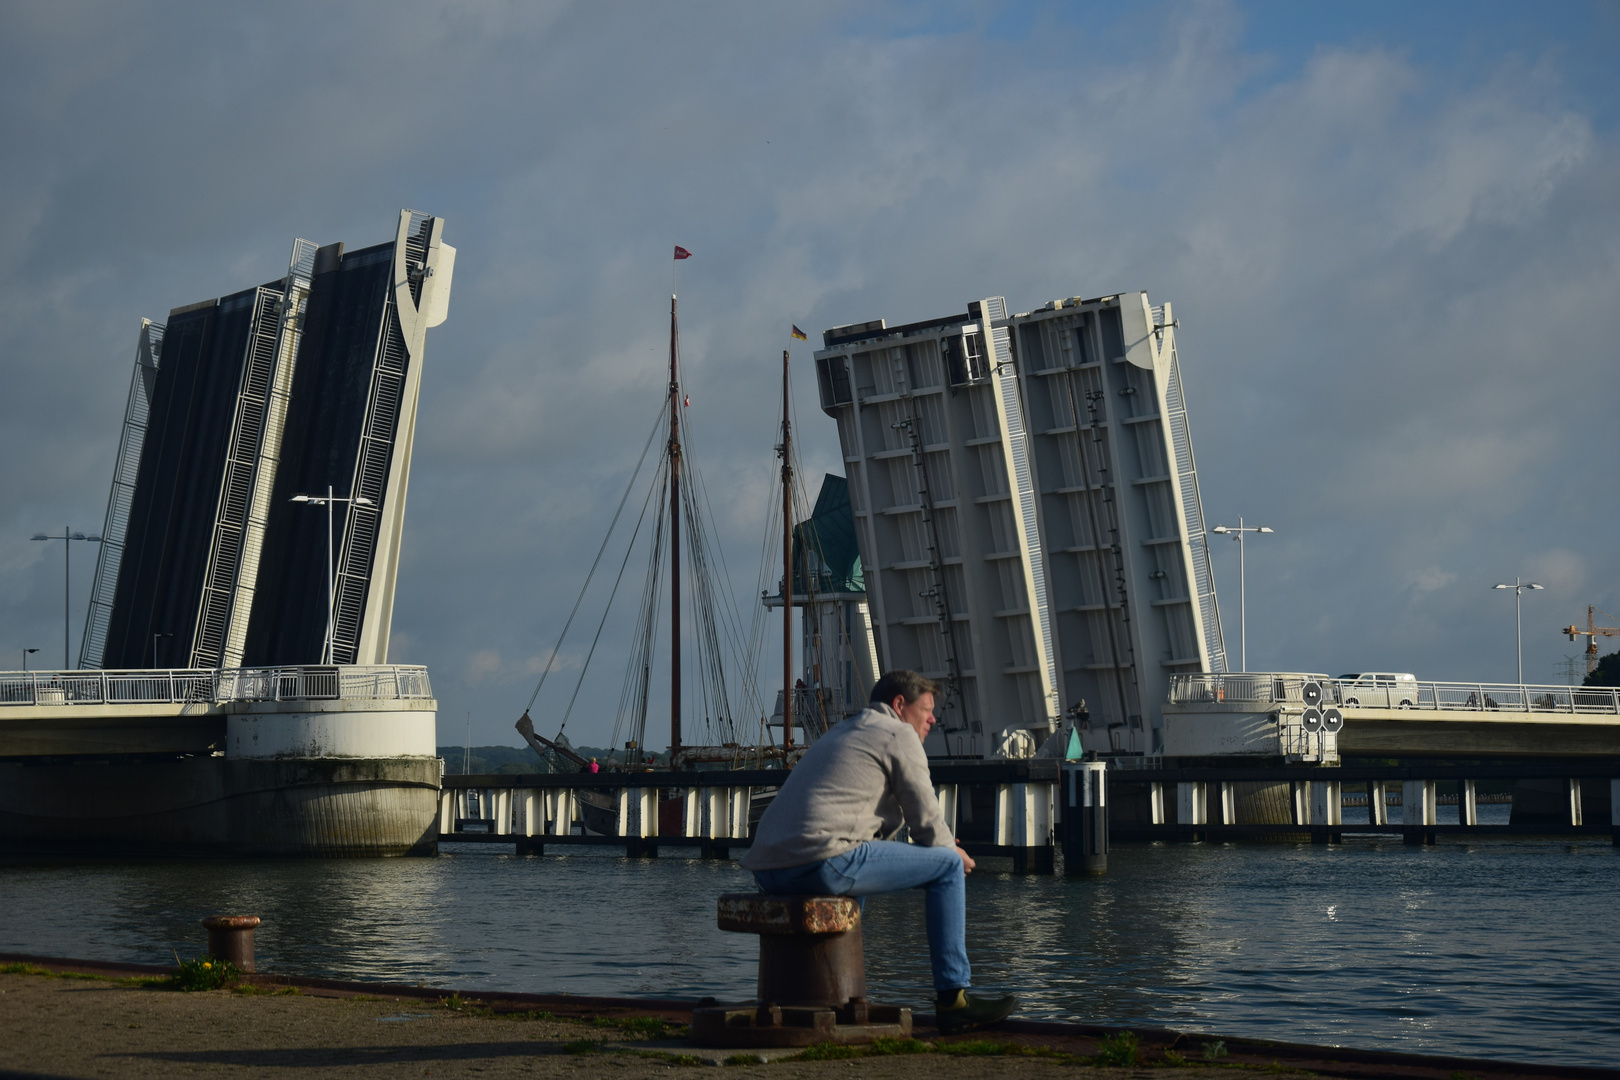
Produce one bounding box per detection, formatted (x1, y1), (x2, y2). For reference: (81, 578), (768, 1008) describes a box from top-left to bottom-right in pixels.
(0, 970), (1294, 1080)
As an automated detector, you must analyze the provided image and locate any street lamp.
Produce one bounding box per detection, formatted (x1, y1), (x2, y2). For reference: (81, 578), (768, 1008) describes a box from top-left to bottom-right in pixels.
(1210, 517), (1274, 673)
(151, 632), (173, 669)
(30, 527), (101, 669)
(290, 487), (374, 664)
(22, 648), (38, 672)
(1492, 578), (1544, 685)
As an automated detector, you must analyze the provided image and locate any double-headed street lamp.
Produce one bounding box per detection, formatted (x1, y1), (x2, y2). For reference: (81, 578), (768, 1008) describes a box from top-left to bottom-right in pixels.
(30, 527), (101, 669)
(290, 487), (373, 664)
(1492, 577), (1543, 685)
(1210, 517), (1274, 673)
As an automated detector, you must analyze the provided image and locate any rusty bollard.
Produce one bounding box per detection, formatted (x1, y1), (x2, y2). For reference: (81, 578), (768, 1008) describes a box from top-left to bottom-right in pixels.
(200, 915), (260, 973)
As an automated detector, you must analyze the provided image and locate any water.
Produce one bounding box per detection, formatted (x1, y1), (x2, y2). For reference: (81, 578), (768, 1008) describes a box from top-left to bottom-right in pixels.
(3, 829), (1617, 1069)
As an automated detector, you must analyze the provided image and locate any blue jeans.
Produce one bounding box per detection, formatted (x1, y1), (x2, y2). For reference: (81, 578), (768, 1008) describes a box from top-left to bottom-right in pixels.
(753, 841), (970, 992)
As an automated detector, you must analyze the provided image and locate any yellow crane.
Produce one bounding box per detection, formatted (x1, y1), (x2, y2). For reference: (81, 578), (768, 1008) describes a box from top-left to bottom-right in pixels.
(1562, 605), (1620, 675)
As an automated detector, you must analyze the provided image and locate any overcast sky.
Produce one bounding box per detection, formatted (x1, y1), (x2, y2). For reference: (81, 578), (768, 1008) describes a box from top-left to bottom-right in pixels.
(3, 1), (1617, 750)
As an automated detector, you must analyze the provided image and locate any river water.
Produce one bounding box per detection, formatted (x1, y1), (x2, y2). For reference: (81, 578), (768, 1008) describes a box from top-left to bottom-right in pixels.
(3, 822), (1617, 1069)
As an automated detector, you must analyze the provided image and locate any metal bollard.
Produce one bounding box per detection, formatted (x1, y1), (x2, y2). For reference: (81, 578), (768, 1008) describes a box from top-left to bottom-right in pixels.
(200, 915), (260, 972)
(1061, 760), (1108, 876)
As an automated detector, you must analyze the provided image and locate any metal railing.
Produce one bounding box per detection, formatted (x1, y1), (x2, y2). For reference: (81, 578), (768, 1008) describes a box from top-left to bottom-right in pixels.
(0, 665), (432, 707)
(1167, 673), (1620, 716)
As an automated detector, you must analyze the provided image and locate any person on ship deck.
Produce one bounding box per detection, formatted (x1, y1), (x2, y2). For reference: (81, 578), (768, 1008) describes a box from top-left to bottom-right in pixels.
(741, 669), (1017, 1034)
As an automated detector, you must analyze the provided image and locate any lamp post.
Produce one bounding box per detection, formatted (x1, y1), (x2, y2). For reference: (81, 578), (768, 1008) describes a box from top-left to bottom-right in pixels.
(290, 487), (373, 664)
(22, 648), (38, 672)
(1210, 517), (1273, 673)
(30, 527), (101, 669)
(1492, 578), (1543, 685)
(151, 632), (173, 669)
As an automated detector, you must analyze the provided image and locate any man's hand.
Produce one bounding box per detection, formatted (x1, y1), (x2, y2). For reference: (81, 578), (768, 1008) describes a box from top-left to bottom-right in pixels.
(955, 839), (976, 874)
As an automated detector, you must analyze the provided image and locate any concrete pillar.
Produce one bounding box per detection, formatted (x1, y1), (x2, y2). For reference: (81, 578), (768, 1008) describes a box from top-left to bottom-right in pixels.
(1062, 761), (1107, 876)
(615, 788), (631, 837)
(934, 784), (959, 835)
(683, 788), (701, 837)
(493, 790), (509, 835)
(438, 790), (455, 834)
(1310, 781), (1342, 826)
(1403, 779), (1436, 844)
(1368, 781), (1387, 827)
(729, 787), (751, 839)
(1291, 782), (1309, 825)
(1460, 780), (1478, 827)
(1177, 782), (1207, 826)
(1217, 782), (1236, 825)
(1148, 782), (1166, 825)
(1611, 779), (1620, 845)
(1568, 779), (1583, 827)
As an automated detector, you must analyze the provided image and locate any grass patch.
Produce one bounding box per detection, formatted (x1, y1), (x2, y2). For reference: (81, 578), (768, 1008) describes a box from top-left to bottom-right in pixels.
(786, 1043), (863, 1061)
(867, 1037), (931, 1055)
(562, 1039), (604, 1054)
(169, 956), (241, 992)
(724, 1052), (766, 1066)
(1094, 1031), (1138, 1067)
(1, 962), (52, 976)
(593, 1015), (682, 1037)
(629, 1050), (706, 1066)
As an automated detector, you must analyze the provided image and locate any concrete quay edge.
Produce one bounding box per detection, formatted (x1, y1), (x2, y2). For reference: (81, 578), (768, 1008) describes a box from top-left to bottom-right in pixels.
(1, 951), (1609, 1079)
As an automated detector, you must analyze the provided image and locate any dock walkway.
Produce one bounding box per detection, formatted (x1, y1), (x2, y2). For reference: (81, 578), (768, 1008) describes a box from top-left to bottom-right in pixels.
(1, 954), (1607, 1079)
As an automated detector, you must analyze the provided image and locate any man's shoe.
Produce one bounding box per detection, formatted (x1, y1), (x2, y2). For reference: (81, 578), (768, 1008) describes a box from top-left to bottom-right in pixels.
(935, 988), (1018, 1034)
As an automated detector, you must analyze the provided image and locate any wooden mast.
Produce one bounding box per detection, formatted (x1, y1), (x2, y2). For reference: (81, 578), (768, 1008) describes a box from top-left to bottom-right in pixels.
(669, 295), (682, 757)
(780, 348), (794, 752)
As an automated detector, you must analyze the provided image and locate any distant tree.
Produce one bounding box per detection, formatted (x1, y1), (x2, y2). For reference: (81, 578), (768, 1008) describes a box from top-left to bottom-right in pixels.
(1583, 651), (1620, 688)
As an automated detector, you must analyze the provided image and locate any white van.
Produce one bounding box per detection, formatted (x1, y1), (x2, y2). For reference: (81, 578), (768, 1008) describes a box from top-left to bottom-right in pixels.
(1334, 673), (1419, 708)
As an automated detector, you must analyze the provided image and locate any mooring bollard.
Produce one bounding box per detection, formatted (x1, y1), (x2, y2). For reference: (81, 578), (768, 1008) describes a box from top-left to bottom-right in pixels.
(200, 915), (260, 972)
(1061, 759), (1108, 876)
(690, 894), (911, 1047)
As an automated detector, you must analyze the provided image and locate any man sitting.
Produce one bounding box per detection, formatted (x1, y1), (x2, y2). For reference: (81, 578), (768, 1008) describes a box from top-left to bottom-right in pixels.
(741, 669), (1017, 1034)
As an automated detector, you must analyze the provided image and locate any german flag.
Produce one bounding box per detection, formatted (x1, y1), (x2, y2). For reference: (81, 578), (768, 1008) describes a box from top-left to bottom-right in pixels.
(790, 325), (808, 341)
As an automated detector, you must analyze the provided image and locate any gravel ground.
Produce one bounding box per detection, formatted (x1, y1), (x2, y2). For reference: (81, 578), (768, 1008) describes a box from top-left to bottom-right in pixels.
(0, 971), (1296, 1080)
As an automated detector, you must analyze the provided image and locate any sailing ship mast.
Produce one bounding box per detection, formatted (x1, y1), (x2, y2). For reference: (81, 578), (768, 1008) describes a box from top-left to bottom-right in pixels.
(668, 294), (683, 757)
(779, 348), (793, 753)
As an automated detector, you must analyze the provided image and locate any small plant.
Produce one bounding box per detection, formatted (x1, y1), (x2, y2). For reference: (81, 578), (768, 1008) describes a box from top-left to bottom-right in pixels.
(789, 1042), (861, 1060)
(0, 962), (48, 975)
(1202, 1039), (1228, 1060)
(725, 1052), (766, 1066)
(1094, 1030), (1139, 1067)
(867, 1037), (931, 1055)
(170, 955), (241, 992)
(1162, 1049), (1189, 1066)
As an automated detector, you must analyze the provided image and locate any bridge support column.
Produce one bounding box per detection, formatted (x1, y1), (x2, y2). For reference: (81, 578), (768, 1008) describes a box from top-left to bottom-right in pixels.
(1368, 781), (1388, 827)
(1148, 782), (1166, 825)
(1310, 780), (1341, 843)
(1460, 780), (1478, 826)
(1177, 782), (1207, 840)
(1403, 780), (1436, 844)
(1612, 779), (1620, 846)
(1568, 779), (1583, 827)
(438, 790), (455, 835)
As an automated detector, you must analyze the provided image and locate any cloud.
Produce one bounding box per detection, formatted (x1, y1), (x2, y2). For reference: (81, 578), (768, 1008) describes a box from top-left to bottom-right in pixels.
(1, 1), (1616, 743)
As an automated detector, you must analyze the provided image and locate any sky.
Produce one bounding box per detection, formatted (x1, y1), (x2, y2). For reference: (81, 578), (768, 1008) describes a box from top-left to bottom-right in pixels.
(2, 0), (1618, 750)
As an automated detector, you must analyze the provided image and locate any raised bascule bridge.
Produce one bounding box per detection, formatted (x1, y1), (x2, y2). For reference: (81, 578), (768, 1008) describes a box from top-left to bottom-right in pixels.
(0, 211), (453, 856)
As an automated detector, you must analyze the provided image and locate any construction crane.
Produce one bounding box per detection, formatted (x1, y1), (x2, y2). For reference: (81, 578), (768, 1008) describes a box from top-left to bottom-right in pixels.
(1562, 605), (1620, 675)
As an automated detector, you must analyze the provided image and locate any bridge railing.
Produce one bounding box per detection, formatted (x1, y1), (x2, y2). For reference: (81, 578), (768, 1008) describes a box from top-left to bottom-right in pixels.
(0, 665), (432, 707)
(1168, 673), (1620, 715)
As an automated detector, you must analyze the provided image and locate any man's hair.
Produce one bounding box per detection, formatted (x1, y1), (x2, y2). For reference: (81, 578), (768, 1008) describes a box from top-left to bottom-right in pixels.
(870, 669), (939, 707)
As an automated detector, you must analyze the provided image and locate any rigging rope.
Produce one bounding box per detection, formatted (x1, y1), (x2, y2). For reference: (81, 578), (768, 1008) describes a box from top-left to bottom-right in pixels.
(523, 405), (664, 712)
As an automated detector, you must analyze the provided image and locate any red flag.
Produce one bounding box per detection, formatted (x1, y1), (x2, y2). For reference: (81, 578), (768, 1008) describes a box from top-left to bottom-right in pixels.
(673, 246), (692, 260)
